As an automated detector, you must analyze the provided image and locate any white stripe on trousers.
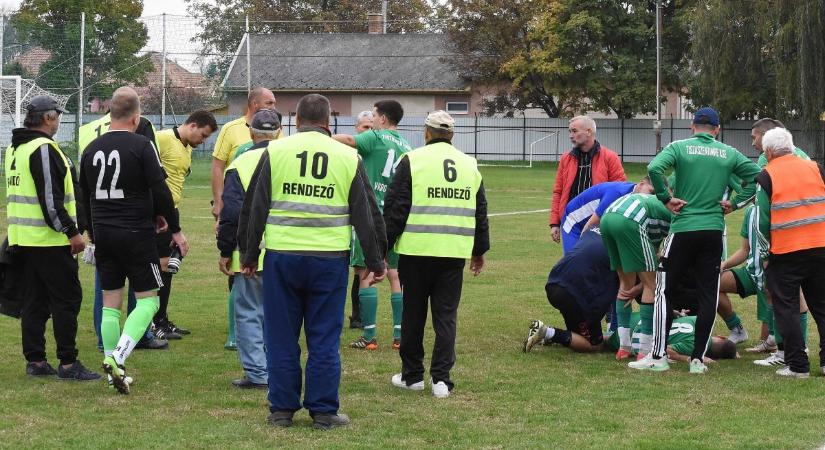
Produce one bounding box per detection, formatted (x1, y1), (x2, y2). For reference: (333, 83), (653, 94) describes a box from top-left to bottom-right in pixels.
(651, 234), (673, 358)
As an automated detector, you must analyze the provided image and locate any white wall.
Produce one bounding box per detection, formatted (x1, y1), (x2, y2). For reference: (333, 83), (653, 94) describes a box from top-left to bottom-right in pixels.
(350, 94), (435, 118)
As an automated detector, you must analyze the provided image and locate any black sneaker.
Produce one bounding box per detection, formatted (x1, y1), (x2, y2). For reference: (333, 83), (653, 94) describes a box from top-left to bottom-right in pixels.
(57, 361), (102, 381)
(167, 320), (191, 335)
(135, 336), (169, 350)
(267, 411), (294, 428)
(232, 377), (268, 390)
(312, 413), (350, 430)
(154, 325), (182, 340)
(26, 361), (57, 377)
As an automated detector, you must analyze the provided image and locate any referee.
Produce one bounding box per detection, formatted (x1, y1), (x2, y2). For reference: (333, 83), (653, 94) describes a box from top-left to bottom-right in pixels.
(634, 107), (761, 374)
(384, 111), (489, 398)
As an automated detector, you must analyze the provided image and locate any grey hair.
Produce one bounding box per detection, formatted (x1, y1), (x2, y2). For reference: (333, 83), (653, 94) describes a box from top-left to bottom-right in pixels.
(251, 128), (278, 138)
(762, 127), (794, 156)
(356, 110), (374, 121)
(569, 115), (596, 134)
(23, 109), (60, 128)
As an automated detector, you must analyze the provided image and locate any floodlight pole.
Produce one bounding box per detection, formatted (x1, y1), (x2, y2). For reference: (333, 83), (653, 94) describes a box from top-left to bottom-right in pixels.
(654, 0), (662, 152)
(161, 13), (167, 129)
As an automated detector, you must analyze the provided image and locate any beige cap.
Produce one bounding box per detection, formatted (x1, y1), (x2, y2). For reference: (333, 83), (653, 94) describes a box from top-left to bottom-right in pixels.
(425, 110), (455, 132)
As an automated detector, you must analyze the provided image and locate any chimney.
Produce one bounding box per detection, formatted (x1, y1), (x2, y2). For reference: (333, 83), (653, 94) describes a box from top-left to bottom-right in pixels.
(368, 13), (384, 34)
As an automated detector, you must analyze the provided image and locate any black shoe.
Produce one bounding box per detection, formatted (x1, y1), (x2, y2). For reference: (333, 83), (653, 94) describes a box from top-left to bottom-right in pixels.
(349, 316), (363, 329)
(154, 325), (182, 341)
(26, 361), (57, 377)
(167, 320), (191, 335)
(267, 410), (294, 428)
(312, 413), (350, 430)
(232, 377), (268, 390)
(57, 361), (102, 381)
(135, 336), (169, 350)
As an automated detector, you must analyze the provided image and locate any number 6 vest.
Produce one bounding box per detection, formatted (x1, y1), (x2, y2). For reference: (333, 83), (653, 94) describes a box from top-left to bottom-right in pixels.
(5, 137), (76, 247)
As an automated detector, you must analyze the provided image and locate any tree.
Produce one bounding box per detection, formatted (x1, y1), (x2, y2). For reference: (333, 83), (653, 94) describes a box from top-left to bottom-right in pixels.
(13, 0), (151, 110)
(186, 0), (438, 78)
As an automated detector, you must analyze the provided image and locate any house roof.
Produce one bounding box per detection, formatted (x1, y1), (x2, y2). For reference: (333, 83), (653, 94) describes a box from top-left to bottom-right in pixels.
(223, 33), (469, 92)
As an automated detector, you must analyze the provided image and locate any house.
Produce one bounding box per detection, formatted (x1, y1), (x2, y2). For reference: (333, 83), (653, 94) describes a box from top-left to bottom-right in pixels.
(221, 29), (485, 118)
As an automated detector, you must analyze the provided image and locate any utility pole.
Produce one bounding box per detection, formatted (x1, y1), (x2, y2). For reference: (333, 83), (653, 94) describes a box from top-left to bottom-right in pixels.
(654, 0), (662, 152)
(161, 13), (167, 129)
(382, 1), (388, 34)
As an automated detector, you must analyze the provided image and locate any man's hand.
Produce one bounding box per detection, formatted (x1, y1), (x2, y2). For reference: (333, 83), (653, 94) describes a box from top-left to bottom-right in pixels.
(241, 262), (258, 278)
(361, 266), (387, 285)
(69, 233), (85, 255)
(171, 231), (189, 257)
(155, 215), (168, 233)
(470, 255), (485, 276)
(719, 200), (733, 215)
(666, 198), (687, 213)
(211, 200), (222, 220)
(219, 256), (233, 276)
(550, 226), (560, 243)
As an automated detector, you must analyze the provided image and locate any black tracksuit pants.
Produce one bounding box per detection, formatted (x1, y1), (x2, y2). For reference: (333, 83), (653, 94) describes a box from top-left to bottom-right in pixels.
(653, 230), (723, 361)
(19, 246), (82, 365)
(766, 248), (825, 373)
(397, 255), (465, 390)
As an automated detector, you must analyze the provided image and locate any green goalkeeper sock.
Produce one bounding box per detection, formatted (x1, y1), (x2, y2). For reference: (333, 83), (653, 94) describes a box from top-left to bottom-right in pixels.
(391, 292), (403, 340)
(360, 287), (378, 341)
(724, 312), (742, 330)
(101, 307), (121, 357)
(800, 311), (809, 346)
(114, 296), (160, 366)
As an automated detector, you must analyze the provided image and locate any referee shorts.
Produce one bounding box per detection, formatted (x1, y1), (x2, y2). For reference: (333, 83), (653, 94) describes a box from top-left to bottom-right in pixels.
(600, 213), (658, 273)
(95, 227), (163, 292)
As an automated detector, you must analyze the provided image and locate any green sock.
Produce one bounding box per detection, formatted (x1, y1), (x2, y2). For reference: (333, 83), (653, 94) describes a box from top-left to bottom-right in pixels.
(114, 296), (160, 365)
(227, 290), (236, 344)
(724, 312), (742, 330)
(800, 312), (809, 346)
(101, 307), (122, 357)
(639, 304), (654, 335)
(616, 299), (632, 328)
(391, 292), (403, 340)
(360, 287), (378, 341)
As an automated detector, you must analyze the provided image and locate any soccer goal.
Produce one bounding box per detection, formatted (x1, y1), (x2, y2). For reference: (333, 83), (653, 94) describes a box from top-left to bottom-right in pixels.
(476, 131), (559, 168)
(0, 75), (71, 127)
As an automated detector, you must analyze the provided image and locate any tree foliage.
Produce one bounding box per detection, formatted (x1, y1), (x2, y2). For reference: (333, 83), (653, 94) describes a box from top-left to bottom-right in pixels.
(186, 0), (438, 78)
(13, 0), (151, 109)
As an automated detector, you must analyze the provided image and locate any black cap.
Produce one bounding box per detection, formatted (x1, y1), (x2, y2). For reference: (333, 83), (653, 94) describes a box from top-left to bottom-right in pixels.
(26, 95), (68, 114)
(250, 109), (282, 132)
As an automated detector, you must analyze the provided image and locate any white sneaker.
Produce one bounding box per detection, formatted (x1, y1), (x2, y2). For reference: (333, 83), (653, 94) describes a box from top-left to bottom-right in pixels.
(775, 366), (809, 378)
(523, 319), (548, 353)
(628, 354), (670, 372)
(727, 325), (748, 344)
(689, 358), (708, 374)
(754, 351), (785, 367)
(431, 379), (450, 398)
(745, 339), (777, 353)
(391, 373), (424, 391)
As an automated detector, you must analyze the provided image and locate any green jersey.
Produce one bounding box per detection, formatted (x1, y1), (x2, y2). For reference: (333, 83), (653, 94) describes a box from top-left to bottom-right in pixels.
(608, 313), (702, 356)
(231, 140), (255, 162)
(353, 129), (412, 209)
(757, 147), (809, 168)
(604, 193), (672, 245)
(739, 205), (767, 288)
(648, 133), (761, 233)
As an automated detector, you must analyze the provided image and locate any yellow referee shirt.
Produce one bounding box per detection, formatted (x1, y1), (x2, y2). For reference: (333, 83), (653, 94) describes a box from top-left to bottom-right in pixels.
(212, 115), (284, 163)
(157, 127), (191, 207)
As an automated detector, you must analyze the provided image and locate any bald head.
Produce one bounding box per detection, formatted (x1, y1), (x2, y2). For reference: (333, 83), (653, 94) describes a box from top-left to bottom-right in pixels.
(108, 87), (141, 131)
(246, 87), (276, 118)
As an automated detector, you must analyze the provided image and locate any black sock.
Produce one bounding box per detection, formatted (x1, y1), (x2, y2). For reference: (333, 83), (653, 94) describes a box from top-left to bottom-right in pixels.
(350, 273), (361, 321)
(154, 272), (173, 325)
(550, 329), (572, 347)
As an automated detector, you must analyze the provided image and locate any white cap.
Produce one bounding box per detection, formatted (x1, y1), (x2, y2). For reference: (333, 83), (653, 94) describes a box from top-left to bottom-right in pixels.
(425, 110), (455, 132)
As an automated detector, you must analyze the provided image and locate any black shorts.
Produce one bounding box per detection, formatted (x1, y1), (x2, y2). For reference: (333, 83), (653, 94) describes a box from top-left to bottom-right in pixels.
(545, 283), (604, 345)
(95, 227), (163, 292)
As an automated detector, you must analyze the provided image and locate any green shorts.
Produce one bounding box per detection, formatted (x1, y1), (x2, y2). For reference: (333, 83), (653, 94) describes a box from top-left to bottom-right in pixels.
(729, 266), (757, 298)
(600, 213), (658, 273)
(351, 237), (398, 269)
(756, 290), (770, 324)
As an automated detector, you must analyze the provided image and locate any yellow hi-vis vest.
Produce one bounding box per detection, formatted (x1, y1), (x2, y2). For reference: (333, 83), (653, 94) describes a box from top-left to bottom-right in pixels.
(396, 142), (482, 259)
(5, 137), (77, 247)
(226, 147), (266, 272)
(78, 113), (160, 154)
(264, 131), (357, 251)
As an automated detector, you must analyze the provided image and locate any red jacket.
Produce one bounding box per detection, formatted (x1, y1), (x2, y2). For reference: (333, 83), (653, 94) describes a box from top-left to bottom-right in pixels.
(550, 142), (626, 225)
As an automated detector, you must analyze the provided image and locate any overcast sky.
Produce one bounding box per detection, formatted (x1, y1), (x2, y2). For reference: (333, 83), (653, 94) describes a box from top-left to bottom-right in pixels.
(0, 0), (190, 15)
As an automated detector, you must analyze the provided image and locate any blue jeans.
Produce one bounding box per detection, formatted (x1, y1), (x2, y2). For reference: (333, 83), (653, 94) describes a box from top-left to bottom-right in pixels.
(93, 269), (153, 349)
(262, 252), (348, 414)
(233, 273), (267, 383)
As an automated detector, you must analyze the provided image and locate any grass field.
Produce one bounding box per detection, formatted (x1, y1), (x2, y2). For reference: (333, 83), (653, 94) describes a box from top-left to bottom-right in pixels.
(0, 158), (823, 449)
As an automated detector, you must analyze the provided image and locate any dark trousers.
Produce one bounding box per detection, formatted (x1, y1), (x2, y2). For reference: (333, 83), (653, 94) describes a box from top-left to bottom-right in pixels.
(652, 231), (722, 360)
(398, 255), (465, 389)
(262, 251), (348, 415)
(19, 246), (82, 365)
(766, 248), (825, 373)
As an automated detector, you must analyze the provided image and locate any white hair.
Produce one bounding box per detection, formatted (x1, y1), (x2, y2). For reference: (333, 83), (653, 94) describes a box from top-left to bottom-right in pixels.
(569, 115), (596, 134)
(251, 128), (278, 138)
(356, 110), (374, 121)
(762, 127), (794, 156)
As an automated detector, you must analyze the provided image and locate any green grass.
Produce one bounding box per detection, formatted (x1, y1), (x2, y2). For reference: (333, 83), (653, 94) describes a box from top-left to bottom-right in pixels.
(0, 159), (823, 449)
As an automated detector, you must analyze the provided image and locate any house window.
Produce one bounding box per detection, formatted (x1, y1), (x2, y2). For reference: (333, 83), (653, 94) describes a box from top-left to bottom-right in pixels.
(446, 102), (469, 115)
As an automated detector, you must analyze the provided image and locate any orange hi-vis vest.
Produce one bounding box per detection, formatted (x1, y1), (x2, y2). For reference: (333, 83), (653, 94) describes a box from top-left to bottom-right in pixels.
(765, 154), (825, 254)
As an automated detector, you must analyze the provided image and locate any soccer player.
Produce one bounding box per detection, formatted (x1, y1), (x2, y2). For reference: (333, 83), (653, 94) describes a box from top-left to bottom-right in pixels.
(635, 107), (761, 374)
(354, 110), (374, 134)
(523, 229), (618, 353)
(152, 110), (218, 340)
(559, 178), (654, 254)
(79, 87), (188, 393)
(333, 100), (412, 350)
(601, 192), (671, 360)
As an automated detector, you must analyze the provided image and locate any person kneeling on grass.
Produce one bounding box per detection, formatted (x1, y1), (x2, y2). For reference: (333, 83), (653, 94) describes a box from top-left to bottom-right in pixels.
(523, 228), (620, 353)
